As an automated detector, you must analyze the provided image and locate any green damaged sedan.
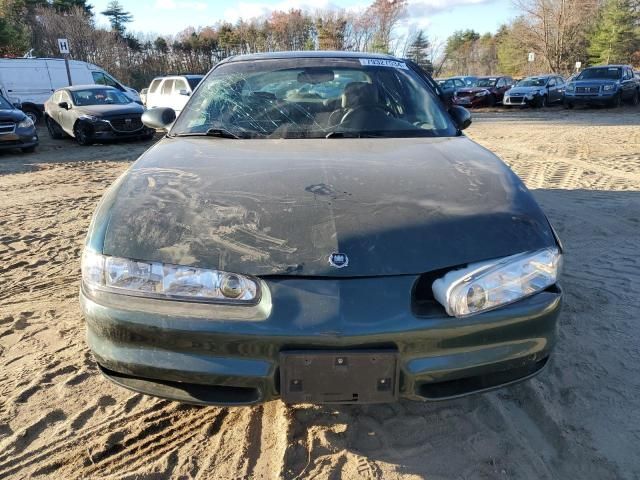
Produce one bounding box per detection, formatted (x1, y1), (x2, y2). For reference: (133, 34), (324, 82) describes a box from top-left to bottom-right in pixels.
(80, 52), (563, 406)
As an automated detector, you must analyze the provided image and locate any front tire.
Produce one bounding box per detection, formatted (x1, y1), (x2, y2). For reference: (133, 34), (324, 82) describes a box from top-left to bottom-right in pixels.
(486, 94), (496, 107)
(74, 123), (93, 146)
(23, 108), (40, 125)
(46, 116), (64, 139)
(610, 93), (622, 108)
(536, 95), (548, 108)
(630, 90), (639, 106)
(21, 146), (36, 154)
(564, 101), (574, 109)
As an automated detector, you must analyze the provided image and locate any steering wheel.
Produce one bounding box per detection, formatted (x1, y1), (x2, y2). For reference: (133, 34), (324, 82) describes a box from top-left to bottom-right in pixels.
(340, 104), (394, 125)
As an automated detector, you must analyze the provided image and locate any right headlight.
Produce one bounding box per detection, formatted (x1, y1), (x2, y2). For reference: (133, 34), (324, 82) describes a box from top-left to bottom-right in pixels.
(432, 247), (561, 317)
(81, 250), (259, 304)
(17, 117), (34, 129)
(566, 84), (575, 92)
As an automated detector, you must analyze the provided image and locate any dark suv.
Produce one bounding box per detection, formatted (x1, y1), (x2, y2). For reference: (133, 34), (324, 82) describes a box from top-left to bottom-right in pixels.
(453, 76), (514, 107)
(564, 65), (640, 108)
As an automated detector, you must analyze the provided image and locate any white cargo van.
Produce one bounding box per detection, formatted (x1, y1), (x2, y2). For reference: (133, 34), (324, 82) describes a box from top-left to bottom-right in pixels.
(0, 58), (140, 123)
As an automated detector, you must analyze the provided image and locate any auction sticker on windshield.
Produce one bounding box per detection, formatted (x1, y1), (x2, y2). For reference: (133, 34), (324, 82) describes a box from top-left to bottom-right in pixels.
(359, 58), (408, 70)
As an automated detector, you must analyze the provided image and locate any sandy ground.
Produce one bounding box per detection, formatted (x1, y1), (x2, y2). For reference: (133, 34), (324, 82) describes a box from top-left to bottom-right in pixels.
(1, 106), (639, 479)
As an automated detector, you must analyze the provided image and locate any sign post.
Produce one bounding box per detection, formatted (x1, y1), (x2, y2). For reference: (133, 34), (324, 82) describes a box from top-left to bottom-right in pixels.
(57, 38), (72, 86)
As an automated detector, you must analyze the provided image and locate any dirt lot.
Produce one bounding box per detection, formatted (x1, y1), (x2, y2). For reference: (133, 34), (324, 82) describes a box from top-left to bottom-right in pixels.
(1, 107), (639, 479)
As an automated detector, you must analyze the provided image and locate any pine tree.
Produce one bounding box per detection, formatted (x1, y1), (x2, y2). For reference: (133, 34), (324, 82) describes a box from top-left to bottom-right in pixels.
(587, 0), (640, 65)
(101, 0), (133, 36)
(407, 30), (432, 73)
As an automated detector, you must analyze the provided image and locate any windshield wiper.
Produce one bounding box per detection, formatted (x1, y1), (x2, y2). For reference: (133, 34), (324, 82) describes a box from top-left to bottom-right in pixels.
(325, 131), (385, 139)
(170, 127), (241, 139)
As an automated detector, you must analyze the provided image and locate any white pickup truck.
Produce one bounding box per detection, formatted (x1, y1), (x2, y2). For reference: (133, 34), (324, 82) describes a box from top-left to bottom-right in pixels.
(0, 58), (140, 123)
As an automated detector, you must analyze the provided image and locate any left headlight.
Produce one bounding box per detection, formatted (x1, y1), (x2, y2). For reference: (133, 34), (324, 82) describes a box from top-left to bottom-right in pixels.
(17, 117), (34, 129)
(432, 247), (561, 317)
(79, 115), (100, 122)
(82, 250), (259, 303)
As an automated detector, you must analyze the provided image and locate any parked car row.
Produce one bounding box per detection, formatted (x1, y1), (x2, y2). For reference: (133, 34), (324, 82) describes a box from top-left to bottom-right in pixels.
(438, 64), (640, 109)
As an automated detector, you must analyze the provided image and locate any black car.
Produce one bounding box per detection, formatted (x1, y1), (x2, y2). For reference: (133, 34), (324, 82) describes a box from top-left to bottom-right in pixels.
(80, 52), (562, 406)
(44, 85), (155, 145)
(0, 94), (38, 153)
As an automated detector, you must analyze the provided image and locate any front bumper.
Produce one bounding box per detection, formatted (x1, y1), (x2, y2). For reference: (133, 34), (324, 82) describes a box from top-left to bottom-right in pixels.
(81, 276), (562, 405)
(504, 95), (536, 106)
(564, 91), (616, 104)
(453, 96), (488, 107)
(0, 128), (39, 150)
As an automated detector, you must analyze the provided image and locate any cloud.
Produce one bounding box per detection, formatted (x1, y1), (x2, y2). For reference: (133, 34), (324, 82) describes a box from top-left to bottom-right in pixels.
(155, 0), (208, 11)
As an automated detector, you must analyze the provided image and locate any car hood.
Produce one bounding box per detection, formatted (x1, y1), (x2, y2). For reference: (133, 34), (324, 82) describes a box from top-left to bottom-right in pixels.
(508, 86), (544, 94)
(74, 103), (143, 117)
(0, 108), (26, 123)
(456, 87), (491, 94)
(97, 137), (556, 277)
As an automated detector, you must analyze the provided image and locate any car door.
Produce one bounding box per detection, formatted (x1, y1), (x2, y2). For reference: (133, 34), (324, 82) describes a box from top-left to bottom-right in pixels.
(554, 77), (565, 102)
(146, 79), (162, 109)
(172, 78), (189, 114)
(58, 90), (75, 134)
(159, 79), (174, 109)
(621, 68), (634, 100)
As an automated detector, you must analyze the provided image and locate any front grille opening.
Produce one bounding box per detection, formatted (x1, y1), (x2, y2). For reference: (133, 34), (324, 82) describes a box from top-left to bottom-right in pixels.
(416, 356), (548, 399)
(99, 365), (260, 405)
(411, 267), (455, 317)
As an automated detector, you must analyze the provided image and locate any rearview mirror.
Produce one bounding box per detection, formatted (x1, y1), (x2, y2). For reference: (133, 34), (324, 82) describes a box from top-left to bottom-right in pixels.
(298, 68), (334, 84)
(142, 107), (176, 130)
(449, 105), (472, 131)
(179, 89), (190, 96)
(58, 101), (69, 110)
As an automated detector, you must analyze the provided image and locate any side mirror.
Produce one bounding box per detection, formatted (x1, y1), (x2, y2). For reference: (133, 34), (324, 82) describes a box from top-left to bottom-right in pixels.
(58, 101), (69, 110)
(142, 107), (176, 130)
(140, 88), (148, 95)
(179, 89), (190, 96)
(449, 105), (472, 131)
(13, 102), (22, 110)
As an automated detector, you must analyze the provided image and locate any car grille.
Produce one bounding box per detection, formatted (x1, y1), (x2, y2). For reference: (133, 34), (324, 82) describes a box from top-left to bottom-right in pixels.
(456, 91), (475, 98)
(107, 116), (143, 132)
(507, 97), (525, 104)
(0, 122), (16, 135)
(576, 86), (599, 94)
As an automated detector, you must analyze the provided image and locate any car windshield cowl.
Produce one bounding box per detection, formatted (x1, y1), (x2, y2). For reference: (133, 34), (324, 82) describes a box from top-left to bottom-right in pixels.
(169, 57), (457, 140)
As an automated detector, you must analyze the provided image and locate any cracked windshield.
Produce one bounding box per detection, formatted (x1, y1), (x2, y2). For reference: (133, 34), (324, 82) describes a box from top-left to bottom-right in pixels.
(171, 59), (456, 139)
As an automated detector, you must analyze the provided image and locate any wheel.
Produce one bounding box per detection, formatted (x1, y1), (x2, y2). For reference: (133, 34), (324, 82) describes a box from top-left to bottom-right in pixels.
(21, 146), (36, 153)
(536, 95), (547, 108)
(23, 108), (40, 125)
(46, 116), (64, 139)
(610, 93), (622, 108)
(486, 94), (496, 107)
(73, 123), (93, 146)
(631, 90), (639, 106)
(564, 101), (574, 109)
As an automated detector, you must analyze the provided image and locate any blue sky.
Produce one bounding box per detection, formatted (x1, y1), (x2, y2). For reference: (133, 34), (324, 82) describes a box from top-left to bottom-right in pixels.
(91, 0), (517, 46)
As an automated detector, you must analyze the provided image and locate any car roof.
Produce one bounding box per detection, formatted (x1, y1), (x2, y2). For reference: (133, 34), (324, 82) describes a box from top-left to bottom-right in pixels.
(585, 64), (628, 68)
(60, 84), (118, 92)
(220, 50), (399, 64)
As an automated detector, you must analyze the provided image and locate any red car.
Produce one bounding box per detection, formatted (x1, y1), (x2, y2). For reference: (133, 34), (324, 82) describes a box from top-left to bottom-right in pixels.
(453, 76), (514, 107)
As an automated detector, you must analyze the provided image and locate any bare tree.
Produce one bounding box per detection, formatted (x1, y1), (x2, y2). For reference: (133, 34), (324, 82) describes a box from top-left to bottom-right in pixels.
(513, 0), (599, 73)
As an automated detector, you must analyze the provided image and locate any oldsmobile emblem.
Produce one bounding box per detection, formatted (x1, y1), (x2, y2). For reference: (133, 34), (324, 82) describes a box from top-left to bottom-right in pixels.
(329, 252), (349, 268)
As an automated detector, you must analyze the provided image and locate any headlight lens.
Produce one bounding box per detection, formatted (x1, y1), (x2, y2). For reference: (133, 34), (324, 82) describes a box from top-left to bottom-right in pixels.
(81, 250), (259, 303)
(79, 115), (100, 122)
(476, 90), (489, 96)
(17, 117), (34, 129)
(432, 247), (561, 317)
(566, 84), (575, 92)
(602, 84), (614, 91)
